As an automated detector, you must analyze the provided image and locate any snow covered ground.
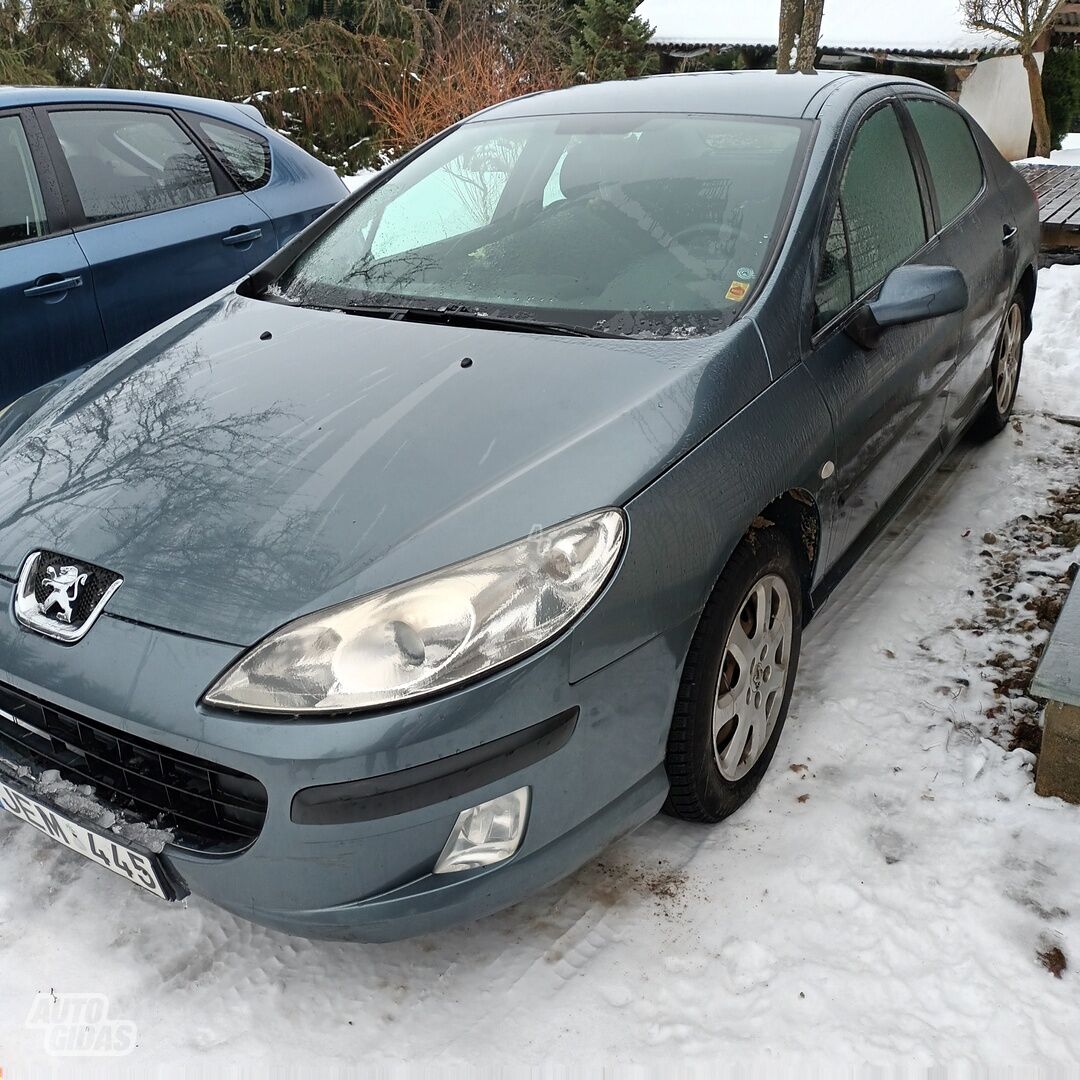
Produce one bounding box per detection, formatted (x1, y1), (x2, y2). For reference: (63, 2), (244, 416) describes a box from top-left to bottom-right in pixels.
(342, 169), (377, 192)
(1019, 132), (1080, 168)
(3, 268), (1080, 1072)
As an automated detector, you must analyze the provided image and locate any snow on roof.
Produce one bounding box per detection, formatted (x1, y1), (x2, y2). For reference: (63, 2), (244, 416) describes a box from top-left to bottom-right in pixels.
(640, 0), (1015, 58)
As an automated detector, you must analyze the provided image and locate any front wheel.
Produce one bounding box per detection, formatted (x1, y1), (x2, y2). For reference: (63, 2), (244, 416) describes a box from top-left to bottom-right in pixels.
(970, 293), (1024, 441)
(664, 529), (803, 824)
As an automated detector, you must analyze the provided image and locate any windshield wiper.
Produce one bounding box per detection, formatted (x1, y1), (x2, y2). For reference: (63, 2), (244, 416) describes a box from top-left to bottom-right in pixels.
(331, 302), (618, 339)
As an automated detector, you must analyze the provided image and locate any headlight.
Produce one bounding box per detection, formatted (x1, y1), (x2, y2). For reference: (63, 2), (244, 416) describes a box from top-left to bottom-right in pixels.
(203, 508), (625, 715)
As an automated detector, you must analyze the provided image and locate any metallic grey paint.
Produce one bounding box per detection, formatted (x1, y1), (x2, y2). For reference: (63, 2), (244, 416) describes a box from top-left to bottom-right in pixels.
(0, 71), (1039, 938)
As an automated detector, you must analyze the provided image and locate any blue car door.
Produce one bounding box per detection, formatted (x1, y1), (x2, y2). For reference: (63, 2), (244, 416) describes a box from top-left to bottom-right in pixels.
(0, 110), (107, 408)
(39, 105), (277, 351)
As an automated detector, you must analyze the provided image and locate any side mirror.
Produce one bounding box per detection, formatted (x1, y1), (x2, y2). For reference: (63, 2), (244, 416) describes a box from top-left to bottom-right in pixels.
(846, 265), (968, 349)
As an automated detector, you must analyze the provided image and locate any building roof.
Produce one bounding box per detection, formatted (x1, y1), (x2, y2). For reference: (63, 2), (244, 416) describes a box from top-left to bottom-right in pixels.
(639, 0), (1016, 59)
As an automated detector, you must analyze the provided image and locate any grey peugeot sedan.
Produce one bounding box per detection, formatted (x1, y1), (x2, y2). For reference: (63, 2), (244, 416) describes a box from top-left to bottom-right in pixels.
(0, 70), (1037, 939)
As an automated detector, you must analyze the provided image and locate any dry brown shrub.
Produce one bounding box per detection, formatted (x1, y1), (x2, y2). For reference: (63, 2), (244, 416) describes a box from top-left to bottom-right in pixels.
(368, 25), (566, 155)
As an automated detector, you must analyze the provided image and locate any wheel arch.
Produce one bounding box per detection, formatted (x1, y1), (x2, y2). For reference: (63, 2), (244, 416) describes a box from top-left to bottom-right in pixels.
(747, 487), (822, 627)
(1018, 263), (1036, 338)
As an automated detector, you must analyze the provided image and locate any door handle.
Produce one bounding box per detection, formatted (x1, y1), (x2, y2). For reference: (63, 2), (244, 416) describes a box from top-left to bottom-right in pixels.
(24, 275), (83, 298)
(1002, 224), (1018, 246)
(222, 227), (263, 247)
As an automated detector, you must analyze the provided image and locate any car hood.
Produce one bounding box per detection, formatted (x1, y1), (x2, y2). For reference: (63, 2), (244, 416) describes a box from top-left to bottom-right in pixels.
(0, 293), (766, 646)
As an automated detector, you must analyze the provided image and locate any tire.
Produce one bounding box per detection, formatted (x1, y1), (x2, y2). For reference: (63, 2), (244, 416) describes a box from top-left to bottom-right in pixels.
(663, 528), (803, 824)
(970, 291), (1025, 442)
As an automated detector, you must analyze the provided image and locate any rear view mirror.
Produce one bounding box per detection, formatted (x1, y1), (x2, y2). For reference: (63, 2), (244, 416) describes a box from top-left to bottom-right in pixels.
(846, 265), (968, 349)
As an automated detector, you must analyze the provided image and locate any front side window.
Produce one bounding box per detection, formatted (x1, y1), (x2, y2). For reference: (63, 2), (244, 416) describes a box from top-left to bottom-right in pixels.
(274, 113), (809, 339)
(838, 105), (927, 299)
(907, 99), (984, 228)
(814, 202), (853, 328)
(51, 109), (218, 225)
(0, 116), (48, 247)
(190, 116), (271, 190)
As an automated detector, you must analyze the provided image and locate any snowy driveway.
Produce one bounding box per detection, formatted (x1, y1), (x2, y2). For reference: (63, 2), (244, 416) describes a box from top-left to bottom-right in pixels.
(3, 269), (1080, 1071)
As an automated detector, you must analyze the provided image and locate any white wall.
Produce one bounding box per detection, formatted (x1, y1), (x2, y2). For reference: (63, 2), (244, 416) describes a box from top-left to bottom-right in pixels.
(959, 52), (1043, 162)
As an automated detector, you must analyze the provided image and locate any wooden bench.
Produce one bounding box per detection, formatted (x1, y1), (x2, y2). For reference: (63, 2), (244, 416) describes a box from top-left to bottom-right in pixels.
(1030, 577), (1080, 803)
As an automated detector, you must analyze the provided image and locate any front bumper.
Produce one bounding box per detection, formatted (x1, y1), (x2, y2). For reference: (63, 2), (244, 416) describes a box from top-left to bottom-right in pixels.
(0, 600), (685, 940)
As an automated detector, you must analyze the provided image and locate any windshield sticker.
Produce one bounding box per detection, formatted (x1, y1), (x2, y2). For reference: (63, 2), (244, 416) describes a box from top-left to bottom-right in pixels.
(726, 281), (750, 302)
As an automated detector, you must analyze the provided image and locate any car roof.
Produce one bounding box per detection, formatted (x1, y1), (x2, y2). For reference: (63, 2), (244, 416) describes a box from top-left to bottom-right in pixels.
(0, 85), (266, 128)
(472, 70), (926, 122)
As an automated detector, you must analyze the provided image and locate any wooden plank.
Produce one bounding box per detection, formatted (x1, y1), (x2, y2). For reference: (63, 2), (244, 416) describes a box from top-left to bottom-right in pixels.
(1061, 197), (1080, 226)
(1046, 197), (1080, 227)
(1031, 579), (1080, 706)
(1017, 165), (1079, 216)
(1037, 176), (1080, 224)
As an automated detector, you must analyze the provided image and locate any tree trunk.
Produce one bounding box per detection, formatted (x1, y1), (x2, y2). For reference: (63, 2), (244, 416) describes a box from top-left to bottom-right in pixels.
(795, 0), (824, 73)
(777, 0), (803, 73)
(1022, 48), (1051, 158)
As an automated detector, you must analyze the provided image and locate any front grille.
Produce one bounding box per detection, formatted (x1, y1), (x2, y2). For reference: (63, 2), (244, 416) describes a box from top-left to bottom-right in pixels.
(0, 682), (267, 853)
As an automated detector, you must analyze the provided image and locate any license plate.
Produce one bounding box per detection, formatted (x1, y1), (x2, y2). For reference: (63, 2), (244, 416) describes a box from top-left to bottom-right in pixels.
(0, 779), (173, 900)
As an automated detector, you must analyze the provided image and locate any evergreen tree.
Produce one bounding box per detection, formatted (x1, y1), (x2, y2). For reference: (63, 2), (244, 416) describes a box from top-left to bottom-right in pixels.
(569, 0), (656, 83)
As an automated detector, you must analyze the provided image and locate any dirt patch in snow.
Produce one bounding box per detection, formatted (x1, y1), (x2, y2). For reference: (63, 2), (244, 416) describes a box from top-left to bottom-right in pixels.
(586, 858), (692, 915)
(1038, 940), (1068, 979)
(952, 430), (1080, 757)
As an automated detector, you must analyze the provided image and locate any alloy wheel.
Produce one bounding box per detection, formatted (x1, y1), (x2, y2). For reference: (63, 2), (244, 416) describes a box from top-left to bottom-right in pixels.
(995, 301), (1023, 415)
(712, 573), (794, 782)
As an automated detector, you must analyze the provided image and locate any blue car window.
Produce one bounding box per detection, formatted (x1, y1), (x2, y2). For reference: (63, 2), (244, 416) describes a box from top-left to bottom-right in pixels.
(190, 117), (271, 190)
(51, 109), (218, 225)
(0, 117), (48, 247)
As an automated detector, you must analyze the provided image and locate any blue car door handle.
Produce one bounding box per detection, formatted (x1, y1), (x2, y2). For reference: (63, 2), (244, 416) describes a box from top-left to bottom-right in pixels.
(1002, 224), (1018, 246)
(222, 227), (263, 247)
(24, 275), (83, 298)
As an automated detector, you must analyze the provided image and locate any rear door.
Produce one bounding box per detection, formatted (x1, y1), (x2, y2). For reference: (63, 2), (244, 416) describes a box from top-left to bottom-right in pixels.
(0, 110), (106, 407)
(38, 105), (276, 351)
(182, 112), (345, 245)
(804, 97), (962, 570)
(903, 95), (1011, 439)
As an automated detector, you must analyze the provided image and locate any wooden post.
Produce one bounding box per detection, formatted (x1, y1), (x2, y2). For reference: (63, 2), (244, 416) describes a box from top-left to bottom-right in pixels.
(1036, 702), (1080, 804)
(1031, 580), (1080, 803)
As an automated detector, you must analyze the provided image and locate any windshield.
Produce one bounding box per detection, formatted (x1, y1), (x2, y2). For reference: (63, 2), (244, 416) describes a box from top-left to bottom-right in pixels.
(274, 112), (809, 339)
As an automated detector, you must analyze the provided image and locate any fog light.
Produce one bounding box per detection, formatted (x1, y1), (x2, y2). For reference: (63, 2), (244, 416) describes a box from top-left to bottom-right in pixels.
(434, 787), (530, 874)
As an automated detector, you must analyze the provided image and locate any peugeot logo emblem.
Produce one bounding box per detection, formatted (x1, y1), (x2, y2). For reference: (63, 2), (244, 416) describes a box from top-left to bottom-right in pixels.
(13, 551), (123, 644)
(40, 565), (90, 624)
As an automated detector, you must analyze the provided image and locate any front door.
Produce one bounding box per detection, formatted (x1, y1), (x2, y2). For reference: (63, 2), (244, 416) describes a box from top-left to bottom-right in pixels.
(804, 100), (962, 572)
(0, 112), (106, 407)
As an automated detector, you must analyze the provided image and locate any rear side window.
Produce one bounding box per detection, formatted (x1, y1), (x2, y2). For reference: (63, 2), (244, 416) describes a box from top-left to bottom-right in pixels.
(907, 99), (984, 227)
(837, 105), (927, 299)
(0, 116), (48, 247)
(50, 109), (218, 224)
(190, 117), (271, 190)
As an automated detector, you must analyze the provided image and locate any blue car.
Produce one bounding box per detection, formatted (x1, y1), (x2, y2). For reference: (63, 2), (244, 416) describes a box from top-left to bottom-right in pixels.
(0, 71), (1038, 940)
(0, 87), (347, 406)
